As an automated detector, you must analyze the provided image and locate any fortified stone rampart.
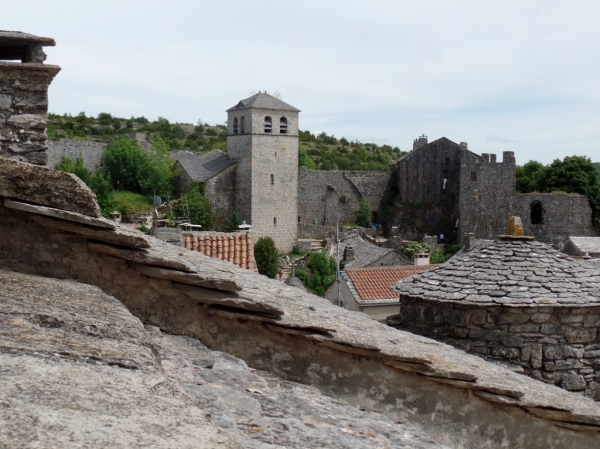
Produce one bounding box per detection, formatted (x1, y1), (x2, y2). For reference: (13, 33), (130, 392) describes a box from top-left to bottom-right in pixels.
(517, 193), (596, 245)
(0, 31), (60, 165)
(47, 138), (107, 170)
(298, 167), (388, 226)
(457, 150), (516, 243)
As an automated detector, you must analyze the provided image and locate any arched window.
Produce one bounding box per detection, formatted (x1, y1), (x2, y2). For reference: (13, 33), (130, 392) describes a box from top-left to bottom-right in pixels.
(233, 117), (238, 134)
(240, 116), (245, 134)
(264, 116), (272, 133)
(530, 201), (543, 224)
(270, 174), (274, 185)
(280, 117), (288, 134)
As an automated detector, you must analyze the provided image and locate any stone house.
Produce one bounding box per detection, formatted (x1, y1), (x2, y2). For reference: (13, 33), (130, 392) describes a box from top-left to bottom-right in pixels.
(324, 265), (434, 321)
(387, 136), (596, 245)
(330, 235), (411, 269)
(172, 149), (237, 228)
(393, 231), (600, 400)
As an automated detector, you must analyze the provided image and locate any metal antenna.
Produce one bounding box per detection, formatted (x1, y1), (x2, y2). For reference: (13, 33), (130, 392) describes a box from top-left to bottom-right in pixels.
(273, 90), (282, 99)
(249, 90), (257, 96)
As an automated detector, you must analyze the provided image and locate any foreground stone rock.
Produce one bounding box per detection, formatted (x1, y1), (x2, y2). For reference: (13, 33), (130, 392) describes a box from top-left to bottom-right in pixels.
(0, 269), (447, 449)
(1, 158), (600, 448)
(0, 158), (100, 216)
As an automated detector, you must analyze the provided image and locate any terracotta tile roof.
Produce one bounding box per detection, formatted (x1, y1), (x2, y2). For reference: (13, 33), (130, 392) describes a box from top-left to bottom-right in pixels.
(345, 265), (435, 302)
(183, 232), (255, 271)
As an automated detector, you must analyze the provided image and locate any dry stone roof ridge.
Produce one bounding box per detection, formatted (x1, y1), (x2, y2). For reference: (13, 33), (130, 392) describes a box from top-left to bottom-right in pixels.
(394, 238), (600, 306)
(226, 92), (300, 112)
(333, 236), (397, 268)
(171, 149), (236, 182)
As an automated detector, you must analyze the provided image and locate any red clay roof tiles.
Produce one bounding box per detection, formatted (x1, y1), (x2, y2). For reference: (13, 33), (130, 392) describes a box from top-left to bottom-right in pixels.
(346, 265), (434, 301)
(183, 232), (255, 271)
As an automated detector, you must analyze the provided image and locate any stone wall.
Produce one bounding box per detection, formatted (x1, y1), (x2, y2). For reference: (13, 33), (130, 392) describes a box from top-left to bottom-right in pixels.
(205, 164), (237, 229)
(393, 138), (461, 241)
(47, 138), (107, 170)
(298, 167), (388, 226)
(0, 62), (60, 165)
(517, 193), (596, 245)
(396, 297), (600, 400)
(457, 150), (516, 243)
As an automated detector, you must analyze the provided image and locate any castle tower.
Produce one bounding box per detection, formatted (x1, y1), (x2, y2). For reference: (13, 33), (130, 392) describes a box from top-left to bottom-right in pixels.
(227, 92), (300, 253)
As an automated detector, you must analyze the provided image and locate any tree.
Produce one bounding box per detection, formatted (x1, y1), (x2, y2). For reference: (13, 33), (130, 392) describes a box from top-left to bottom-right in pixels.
(515, 160), (544, 193)
(298, 146), (316, 169)
(254, 237), (279, 278)
(102, 136), (175, 197)
(225, 211), (242, 232)
(55, 154), (91, 184)
(174, 184), (214, 229)
(354, 197), (372, 228)
(401, 242), (432, 260)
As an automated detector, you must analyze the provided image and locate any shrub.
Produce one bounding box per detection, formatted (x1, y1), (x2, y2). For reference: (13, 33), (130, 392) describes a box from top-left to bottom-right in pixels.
(296, 251), (337, 296)
(174, 184), (214, 229)
(401, 242), (432, 260)
(354, 197), (372, 228)
(254, 237), (279, 278)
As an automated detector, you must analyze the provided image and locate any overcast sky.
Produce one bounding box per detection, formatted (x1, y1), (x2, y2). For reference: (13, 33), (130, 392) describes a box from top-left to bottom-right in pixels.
(7, 0), (600, 164)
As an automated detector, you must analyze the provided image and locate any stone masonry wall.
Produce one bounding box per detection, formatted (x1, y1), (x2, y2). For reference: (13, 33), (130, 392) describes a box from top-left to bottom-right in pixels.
(0, 63), (59, 165)
(205, 164), (237, 229)
(458, 150), (516, 243)
(517, 193), (596, 246)
(298, 168), (388, 226)
(394, 138), (461, 241)
(47, 138), (107, 170)
(251, 133), (298, 253)
(396, 297), (600, 400)
(226, 134), (252, 222)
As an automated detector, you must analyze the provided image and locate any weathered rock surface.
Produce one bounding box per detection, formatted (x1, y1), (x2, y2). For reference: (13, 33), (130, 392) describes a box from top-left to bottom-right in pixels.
(0, 158), (100, 216)
(0, 269), (447, 449)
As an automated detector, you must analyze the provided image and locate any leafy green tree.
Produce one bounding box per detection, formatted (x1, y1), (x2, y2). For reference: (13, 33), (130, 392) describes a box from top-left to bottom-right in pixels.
(354, 197), (372, 228)
(254, 237), (279, 278)
(102, 136), (175, 197)
(174, 184), (214, 229)
(516, 160), (545, 193)
(55, 154), (91, 184)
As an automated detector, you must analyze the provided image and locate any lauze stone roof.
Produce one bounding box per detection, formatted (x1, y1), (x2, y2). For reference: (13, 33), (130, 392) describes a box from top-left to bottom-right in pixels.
(227, 92), (300, 112)
(394, 238), (600, 306)
(346, 265), (434, 303)
(172, 150), (236, 182)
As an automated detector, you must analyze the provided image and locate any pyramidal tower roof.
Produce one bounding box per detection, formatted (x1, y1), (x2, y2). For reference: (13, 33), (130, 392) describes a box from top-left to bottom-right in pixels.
(227, 91), (300, 112)
(394, 238), (600, 307)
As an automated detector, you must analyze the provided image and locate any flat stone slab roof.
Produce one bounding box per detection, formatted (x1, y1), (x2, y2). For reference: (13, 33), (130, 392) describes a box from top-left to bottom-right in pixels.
(394, 238), (600, 307)
(0, 30), (55, 46)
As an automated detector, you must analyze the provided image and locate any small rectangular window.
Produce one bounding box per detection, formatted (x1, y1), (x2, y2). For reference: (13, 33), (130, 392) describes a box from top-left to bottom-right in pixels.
(274, 217), (277, 226)
(445, 157), (450, 165)
(471, 171), (477, 181)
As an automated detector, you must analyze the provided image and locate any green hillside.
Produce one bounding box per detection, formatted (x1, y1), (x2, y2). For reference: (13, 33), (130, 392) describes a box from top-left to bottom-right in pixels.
(48, 112), (404, 171)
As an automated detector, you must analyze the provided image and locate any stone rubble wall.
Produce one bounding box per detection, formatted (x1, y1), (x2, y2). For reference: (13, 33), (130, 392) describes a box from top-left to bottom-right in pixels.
(0, 63), (59, 165)
(205, 164), (237, 229)
(46, 138), (107, 170)
(517, 193), (596, 246)
(396, 298), (600, 400)
(298, 167), (388, 226)
(457, 150), (516, 243)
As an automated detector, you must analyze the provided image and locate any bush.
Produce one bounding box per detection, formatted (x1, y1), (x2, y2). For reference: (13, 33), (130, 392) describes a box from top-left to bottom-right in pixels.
(296, 251), (337, 296)
(225, 211), (242, 232)
(254, 237), (279, 278)
(354, 197), (372, 228)
(401, 242), (432, 260)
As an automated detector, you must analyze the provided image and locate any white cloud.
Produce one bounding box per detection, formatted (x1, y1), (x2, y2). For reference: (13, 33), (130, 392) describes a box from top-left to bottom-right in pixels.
(5, 0), (600, 163)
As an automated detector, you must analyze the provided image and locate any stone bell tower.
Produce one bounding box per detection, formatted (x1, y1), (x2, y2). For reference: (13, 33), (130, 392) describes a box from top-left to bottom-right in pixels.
(227, 92), (300, 253)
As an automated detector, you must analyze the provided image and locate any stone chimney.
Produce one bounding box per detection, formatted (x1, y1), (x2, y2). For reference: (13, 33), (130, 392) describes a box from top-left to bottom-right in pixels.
(0, 31), (60, 165)
(466, 232), (475, 250)
(343, 246), (355, 263)
(499, 216), (534, 241)
(414, 252), (430, 266)
(413, 134), (428, 150)
(459, 142), (468, 150)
